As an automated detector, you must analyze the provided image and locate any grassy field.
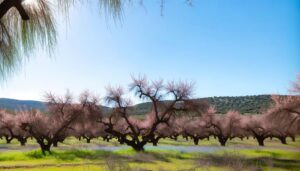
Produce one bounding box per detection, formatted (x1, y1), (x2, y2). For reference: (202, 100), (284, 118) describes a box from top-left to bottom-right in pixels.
(0, 137), (299, 171)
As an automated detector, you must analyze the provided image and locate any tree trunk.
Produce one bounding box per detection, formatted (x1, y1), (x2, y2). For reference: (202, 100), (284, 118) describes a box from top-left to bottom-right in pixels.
(53, 141), (58, 147)
(123, 137), (147, 152)
(152, 140), (158, 146)
(0, 0), (29, 20)
(5, 136), (13, 144)
(37, 140), (52, 155)
(218, 136), (228, 146)
(132, 144), (145, 151)
(41, 145), (51, 155)
(279, 137), (287, 144)
(86, 138), (91, 143)
(18, 137), (27, 146)
(103, 136), (112, 142)
(152, 137), (160, 146)
(256, 136), (265, 146)
(193, 137), (199, 145)
(290, 136), (295, 142)
(118, 137), (125, 144)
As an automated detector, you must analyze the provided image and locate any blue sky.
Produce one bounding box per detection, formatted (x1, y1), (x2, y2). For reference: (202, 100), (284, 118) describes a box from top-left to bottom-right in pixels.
(0, 0), (299, 102)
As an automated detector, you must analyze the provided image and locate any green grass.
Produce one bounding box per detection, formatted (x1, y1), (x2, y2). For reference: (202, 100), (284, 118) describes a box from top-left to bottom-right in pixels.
(0, 136), (299, 170)
(0, 148), (299, 170)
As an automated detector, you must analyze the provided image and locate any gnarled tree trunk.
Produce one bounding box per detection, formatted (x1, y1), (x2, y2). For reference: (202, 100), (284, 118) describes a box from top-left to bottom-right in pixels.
(37, 139), (52, 155)
(151, 136), (161, 146)
(278, 137), (287, 144)
(255, 135), (266, 146)
(5, 136), (13, 144)
(217, 135), (228, 146)
(17, 137), (27, 146)
(0, 0), (29, 20)
(53, 141), (58, 147)
(193, 137), (199, 145)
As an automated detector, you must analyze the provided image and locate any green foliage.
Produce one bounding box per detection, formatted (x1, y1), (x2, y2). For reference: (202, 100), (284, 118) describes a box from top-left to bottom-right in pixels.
(202, 95), (273, 114)
(131, 95), (273, 115)
(0, 95), (280, 114)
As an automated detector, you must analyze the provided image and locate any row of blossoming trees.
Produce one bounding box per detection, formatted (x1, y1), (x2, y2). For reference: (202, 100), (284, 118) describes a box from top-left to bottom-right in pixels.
(0, 77), (300, 154)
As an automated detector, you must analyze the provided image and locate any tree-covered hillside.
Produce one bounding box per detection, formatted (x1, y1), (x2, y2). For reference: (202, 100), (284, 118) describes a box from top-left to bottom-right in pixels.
(129, 95), (273, 115)
(0, 95), (273, 114)
(202, 95), (272, 114)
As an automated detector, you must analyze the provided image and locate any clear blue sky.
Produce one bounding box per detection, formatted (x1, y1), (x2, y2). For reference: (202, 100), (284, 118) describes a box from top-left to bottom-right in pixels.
(0, 0), (299, 101)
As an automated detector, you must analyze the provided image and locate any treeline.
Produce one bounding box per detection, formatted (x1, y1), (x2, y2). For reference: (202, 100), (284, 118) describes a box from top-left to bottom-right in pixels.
(1, 95), (273, 115)
(0, 77), (299, 155)
(131, 95), (272, 115)
(203, 95), (272, 114)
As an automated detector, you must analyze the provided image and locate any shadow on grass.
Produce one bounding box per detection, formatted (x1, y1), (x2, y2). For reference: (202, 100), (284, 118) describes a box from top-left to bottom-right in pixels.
(271, 158), (300, 170)
(197, 152), (300, 170)
(26, 149), (116, 161)
(24, 148), (194, 165)
(113, 148), (194, 163)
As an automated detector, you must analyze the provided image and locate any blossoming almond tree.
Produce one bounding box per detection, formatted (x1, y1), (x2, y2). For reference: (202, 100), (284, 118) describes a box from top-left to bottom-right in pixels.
(20, 91), (97, 154)
(99, 76), (209, 151)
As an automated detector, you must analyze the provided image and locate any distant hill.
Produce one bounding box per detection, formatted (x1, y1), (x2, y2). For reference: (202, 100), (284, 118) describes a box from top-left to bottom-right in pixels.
(202, 95), (272, 114)
(0, 98), (45, 111)
(0, 95), (273, 114)
(130, 95), (273, 115)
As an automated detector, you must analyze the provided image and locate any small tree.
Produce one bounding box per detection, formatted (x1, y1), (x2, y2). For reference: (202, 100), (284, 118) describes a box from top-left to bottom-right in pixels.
(231, 115), (251, 141)
(270, 76), (300, 116)
(0, 110), (15, 143)
(204, 110), (241, 146)
(20, 91), (92, 154)
(262, 95), (300, 144)
(69, 91), (102, 143)
(153, 116), (185, 145)
(181, 113), (214, 145)
(12, 111), (31, 145)
(244, 114), (272, 146)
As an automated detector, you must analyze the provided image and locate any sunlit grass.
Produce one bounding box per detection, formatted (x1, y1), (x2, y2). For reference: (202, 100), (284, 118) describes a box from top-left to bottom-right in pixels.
(0, 136), (299, 170)
(0, 148), (299, 170)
